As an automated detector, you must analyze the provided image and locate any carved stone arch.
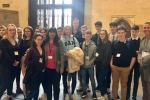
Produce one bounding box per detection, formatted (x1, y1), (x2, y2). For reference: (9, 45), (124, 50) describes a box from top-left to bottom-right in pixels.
(114, 18), (132, 38)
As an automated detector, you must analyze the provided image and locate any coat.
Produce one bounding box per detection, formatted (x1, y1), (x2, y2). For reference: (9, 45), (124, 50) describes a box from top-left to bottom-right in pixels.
(66, 47), (84, 73)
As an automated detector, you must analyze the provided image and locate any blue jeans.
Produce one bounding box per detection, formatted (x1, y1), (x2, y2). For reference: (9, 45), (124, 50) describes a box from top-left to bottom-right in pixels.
(97, 65), (109, 96)
(27, 72), (44, 100)
(81, 66), (95, 93)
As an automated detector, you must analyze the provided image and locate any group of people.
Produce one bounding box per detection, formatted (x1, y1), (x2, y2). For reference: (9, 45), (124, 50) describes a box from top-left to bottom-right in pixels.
(0, 19), (150, 100)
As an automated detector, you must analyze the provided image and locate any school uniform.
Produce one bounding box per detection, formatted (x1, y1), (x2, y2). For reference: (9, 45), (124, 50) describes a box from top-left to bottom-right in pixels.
(111, 39), (136, 100)
(126, 37), (140, 100)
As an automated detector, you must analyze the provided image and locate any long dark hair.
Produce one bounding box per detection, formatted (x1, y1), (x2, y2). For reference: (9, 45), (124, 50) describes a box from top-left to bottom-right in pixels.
(31, 33), (44, 49)
(45, 27), (59, 46)
(23, 26), (34, 44)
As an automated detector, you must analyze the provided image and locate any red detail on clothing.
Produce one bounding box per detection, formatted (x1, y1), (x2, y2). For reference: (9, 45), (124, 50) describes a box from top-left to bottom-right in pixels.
(46, 43), (56, 69)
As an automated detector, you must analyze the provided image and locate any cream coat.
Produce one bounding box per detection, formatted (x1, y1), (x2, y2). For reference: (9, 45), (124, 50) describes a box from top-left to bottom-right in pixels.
(66, 47), (84, 73)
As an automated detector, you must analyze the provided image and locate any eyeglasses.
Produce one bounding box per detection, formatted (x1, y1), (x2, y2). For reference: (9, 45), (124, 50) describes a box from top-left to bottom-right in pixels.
(24, 31), (31, 32)
(100, 34), (106, 35)
(8, 30), (16, 32)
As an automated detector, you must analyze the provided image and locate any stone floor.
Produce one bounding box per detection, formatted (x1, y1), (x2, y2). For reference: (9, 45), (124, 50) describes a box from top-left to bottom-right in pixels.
(1, 72), (143, 100)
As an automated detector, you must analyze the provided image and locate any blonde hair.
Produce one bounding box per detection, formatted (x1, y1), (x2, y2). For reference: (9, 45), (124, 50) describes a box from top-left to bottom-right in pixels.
(63, 25), (72, 36)
(81, 25), (87, 30)
(3, 24), (18, 42)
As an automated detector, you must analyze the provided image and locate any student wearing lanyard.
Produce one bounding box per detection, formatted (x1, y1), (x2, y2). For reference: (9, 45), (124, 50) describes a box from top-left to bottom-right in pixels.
(95, 30), (111, 100)
(80, 30), (97, 99)
(0, 24), (19, 100)
(43, 27), (64, 100)
(76, 25), (90, 93)
(110, 25), (136, 100)
(24, 33), (45, 100)
(61, 25), (79, 100)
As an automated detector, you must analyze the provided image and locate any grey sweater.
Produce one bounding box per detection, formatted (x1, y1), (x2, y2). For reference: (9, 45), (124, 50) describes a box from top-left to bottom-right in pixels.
(81, 41), (97, 68)
(61, 35), (79, 61)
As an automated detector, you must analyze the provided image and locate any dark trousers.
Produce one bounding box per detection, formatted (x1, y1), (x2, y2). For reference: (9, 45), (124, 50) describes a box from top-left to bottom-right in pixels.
(96, 62), (108, 96)
(42, 77), (47, 93)
(126, 62), (140, 99)
(15, 67), (21, 88)
(95, 65), (99, 87)
(140, 67), (150, 100)
(62, 67), (68, 94)
(45, 68), (61, 100)
(7, 67), (18, 95)
(27, 72), (44, 100)
(106, 64), (111, 88)
(0, 65), (12, 98)
(62, 61), (77, 94)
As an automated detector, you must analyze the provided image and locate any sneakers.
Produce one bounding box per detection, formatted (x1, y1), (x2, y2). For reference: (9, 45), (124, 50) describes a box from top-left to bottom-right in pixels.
(16, 87), (23, 94)
(8, 97), (13, 100)
(132, 97), (136, 100)
(71, 94), (76, 100)
(76, 88), (83, 92)
(81, 91), (87, 98)
(92, 93), (97, 99)
(64, 94), (69, 100)
(117, 95), (120, 99)
(104, 94), (108, 100)
(12, 92), (16, 97)
(87, 86), (91, 92)
(111, 95), (120, 100)
(39, 93), (47, 100)
(95, 86), (99, 92)
(99, 96), (105, 100)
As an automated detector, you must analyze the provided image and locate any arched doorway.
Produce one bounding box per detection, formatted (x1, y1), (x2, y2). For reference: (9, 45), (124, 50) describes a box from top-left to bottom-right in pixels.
(116, 19), (131, 38)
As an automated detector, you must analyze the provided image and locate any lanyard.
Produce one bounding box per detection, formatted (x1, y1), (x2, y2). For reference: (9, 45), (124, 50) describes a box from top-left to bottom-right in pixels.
(49, 43), (53, 54)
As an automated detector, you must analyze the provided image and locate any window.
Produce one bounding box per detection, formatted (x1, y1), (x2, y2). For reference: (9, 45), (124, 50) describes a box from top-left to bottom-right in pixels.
(37, 0), (72, 28)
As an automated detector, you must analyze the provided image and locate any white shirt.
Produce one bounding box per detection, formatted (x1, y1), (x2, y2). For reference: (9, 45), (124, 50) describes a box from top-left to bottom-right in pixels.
(109, 33), (117, 42)
(131, 37), (138, 40)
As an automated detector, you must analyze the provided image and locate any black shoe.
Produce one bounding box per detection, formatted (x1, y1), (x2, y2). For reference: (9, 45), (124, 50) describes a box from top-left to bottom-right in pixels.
(95, 86), (99, 92)
(82, 91), (87, 98)
(86, 87), (91, 92)
(77, 88), (83, 92)
(117, 95), (120, 99)
(16, 87), (23, 94)
(8, 97), (13, 100)
(12, 92), (16, 97)
(92, 93), (97, 99)
(132, 97), (136, 100)
(107, 91), (111, 95)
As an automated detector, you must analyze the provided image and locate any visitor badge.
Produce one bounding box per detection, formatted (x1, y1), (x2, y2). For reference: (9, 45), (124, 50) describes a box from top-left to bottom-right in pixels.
(95, 52), (99, 57)
(39, 58), (43, 63)
(85, 56), (89, 60)
(14, 51), (19, 55)
(116, 53), (121, 57)
(48, 56), (53, 59)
